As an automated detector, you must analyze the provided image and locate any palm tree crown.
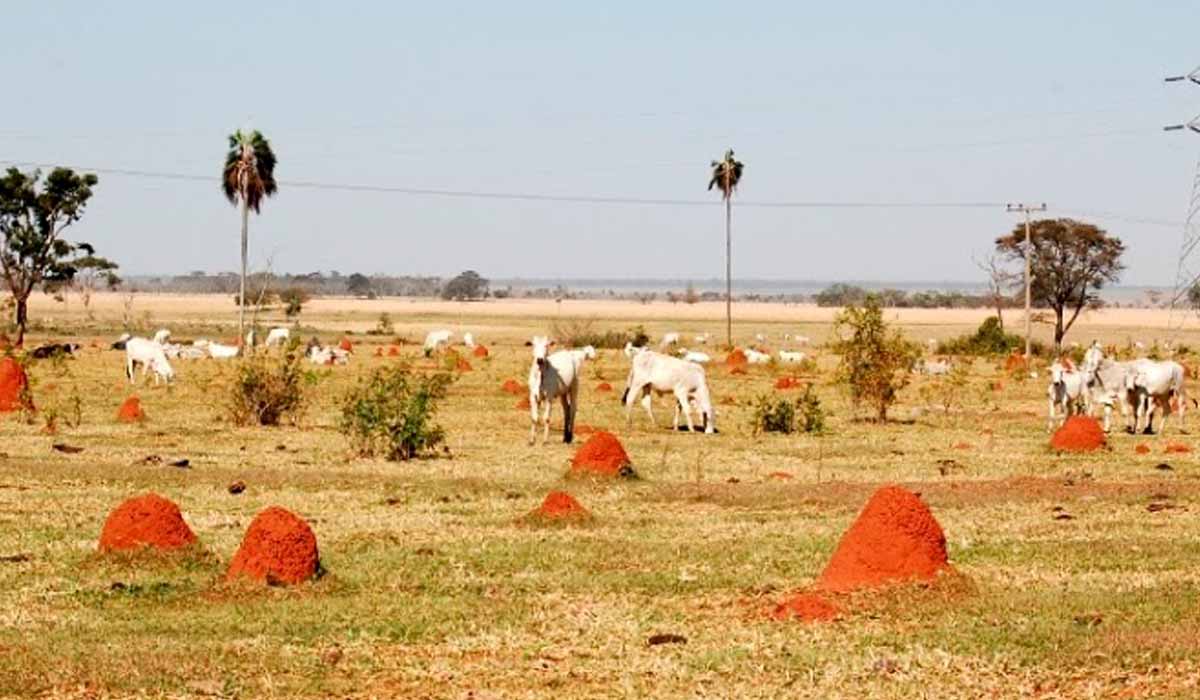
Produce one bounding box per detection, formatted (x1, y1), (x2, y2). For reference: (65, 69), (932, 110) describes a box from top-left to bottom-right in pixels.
(222, 130), (277, 213)
(707, 149), (744, 200)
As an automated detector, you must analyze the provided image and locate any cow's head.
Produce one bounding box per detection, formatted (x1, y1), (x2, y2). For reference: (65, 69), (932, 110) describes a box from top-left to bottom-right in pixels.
(1048, 362), (1065, 386)
(527, 336), (554, 369)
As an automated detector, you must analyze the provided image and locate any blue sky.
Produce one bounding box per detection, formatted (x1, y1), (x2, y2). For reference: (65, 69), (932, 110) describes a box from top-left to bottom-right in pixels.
(1, 2), (1198, 284)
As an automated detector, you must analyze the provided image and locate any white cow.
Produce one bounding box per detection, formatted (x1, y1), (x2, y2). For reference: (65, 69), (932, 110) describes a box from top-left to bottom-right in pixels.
(125, 338), (175, 385)
(622, 350), (715, 433)
(423, 330), (452, 356)
(1086, 358), (1137, 433)
(677, 349), (711, 364)
(778, 350), (807, 364)
(151, 329), (171, 346)
(916, 358), (952, 376)
(660, 332), (681, 348)
(265, 328), (291, 347)
(463, 332), (475, 349)
(623, 341), (648, 358)
(694, 333), (711, 345)
(744, 349), (771, 365)
(526, 337), (593, 445)
(206, 342), (240, 360)
(1128, 359), (1187, 435)
(1047, 361), (1089, 431)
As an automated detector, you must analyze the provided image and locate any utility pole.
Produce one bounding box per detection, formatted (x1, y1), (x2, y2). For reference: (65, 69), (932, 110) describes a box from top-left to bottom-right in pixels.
(1164, 65), (1200, 336)
(1007, 203), (1047, 358)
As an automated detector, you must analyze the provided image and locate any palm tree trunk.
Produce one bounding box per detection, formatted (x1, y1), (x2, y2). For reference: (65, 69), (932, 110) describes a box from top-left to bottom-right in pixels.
(725, 195), (732, 349)
(239, 197), (249, 352)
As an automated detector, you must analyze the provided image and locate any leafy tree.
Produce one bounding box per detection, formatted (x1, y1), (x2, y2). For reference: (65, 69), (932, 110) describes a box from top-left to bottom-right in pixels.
(0, 168), (109, 345)
(222, 129), (278, 347)
(279, 287), (310, 318)
(709, 149), (744, 348)
(442, 270), (488, 301)
(832, 296), (920, 422)
(346, 272), (373, 298)
(995, 218), (1124, 350)
(814, 283), (869, 308)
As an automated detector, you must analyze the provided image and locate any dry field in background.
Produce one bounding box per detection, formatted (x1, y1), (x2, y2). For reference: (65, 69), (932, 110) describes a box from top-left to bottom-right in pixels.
(1, 293), (1199, 698)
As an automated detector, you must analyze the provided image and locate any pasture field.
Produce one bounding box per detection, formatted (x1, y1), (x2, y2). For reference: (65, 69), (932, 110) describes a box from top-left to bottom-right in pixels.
(2, 293), (1200, 698)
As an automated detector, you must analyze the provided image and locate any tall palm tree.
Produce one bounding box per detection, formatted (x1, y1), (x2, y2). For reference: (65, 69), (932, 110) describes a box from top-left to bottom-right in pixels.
(222, 129), (278, 349)
(708, 148), (744, 348)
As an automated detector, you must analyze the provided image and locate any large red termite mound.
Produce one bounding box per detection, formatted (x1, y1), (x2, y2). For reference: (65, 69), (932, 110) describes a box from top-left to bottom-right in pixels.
(569, 431), (636, 478)
(816, 485), (950, 593)
(523, 491), (593, 524)
(98, 493), (196, 552)
(1050, 416), (1106, 453)
(226, 506), (320, 586)
(0, 356), (31, 413)
(116, 396), (145, 423)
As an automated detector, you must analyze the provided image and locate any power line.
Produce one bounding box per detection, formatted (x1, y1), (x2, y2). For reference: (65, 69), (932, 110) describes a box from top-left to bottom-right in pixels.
(0, 159), (1003, 209)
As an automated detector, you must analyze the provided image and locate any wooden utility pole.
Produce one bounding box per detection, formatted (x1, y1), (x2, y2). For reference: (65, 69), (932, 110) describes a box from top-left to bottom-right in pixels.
(1006, 203), (1047, 358)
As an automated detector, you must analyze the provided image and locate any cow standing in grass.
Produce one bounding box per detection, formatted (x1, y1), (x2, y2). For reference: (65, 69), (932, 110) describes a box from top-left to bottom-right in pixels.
(526, 336), (594, 445)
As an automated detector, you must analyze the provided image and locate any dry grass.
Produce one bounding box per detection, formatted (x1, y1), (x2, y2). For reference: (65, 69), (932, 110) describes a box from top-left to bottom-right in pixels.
(0, 297), (1198, 698)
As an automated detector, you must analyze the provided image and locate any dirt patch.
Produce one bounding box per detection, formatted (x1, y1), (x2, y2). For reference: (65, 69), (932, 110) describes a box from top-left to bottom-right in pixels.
(501, 379), (524, 395)
(1050, 416), (1107, 453)
(226, 506), (320, 586)
(522, 490), (593, 524)
(472, 345), (489, 358)
(774, 377), (802, 390)
(770, 592), (840, 622)
(725, 349), (748, 368)
(817, 485), (950, 593)
(1166, 442), (1192, 454)
(1136, 444), (1151, 455)
(0, 357), (31, 413)
(116, 396), (145, 423)
(98, 493), (196, 552)
(569, 431), (636, 478)
(595, 382), (613, 392)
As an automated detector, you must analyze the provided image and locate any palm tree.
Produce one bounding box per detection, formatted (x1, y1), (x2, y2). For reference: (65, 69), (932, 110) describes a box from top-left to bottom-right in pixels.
(222, 129), (278, 349)
(708, 148), (744, 348)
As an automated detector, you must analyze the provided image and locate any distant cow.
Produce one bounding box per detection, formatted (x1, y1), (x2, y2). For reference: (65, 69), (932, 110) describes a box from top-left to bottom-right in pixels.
(125, 338), (175, 385)
(265, 328), (291, 347)
(622, 350), (715, 433)
(31, 343), (80, 359)
(423, 330), (452, 356)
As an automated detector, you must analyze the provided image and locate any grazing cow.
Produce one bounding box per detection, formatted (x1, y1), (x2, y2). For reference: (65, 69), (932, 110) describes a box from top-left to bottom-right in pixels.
(526, 337), (593, 445)
(622, 350), (715, 433)
(463, 332), (475, 349)
(677, 349), (711, 364)
(1128, 359), (1187, 435)
(1086, 357), (1138, 433)
(423, 330), (452, 356)
(623, 341), (648, 358)
(152, 329), (171, 346)
(778, 350), (806, 364)
(660, 332), (681, 348)
(744, 349), (771, 365)
(31, 343), (80, 359)
(1047, 361), (1089, 431)
(265, 328), (291, 347)
(205, 341), (239, 360)
(111, 333), (132, 351)
(694, 333), (711, 345)
(125, 338), (175, 385)
(173, 345), (208, 360)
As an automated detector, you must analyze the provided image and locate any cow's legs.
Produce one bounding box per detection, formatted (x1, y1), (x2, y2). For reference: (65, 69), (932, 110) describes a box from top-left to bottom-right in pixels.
(673, 386), (695, 432)
(528, 396), (539, 446)
(541, 398), (553, 445)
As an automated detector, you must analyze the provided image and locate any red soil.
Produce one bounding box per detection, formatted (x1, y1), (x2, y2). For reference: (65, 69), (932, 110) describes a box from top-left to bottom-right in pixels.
(501, 379), (524, 395)
(472, 344), (489, 358)
(771, 592), (840, 622)
(226, 506), (320, 585)
(569, 431), (635, 478)
(729, 367), (747, 376)
(527, 491), (592, 523)
(1049, 416), (1107, 453)
(1135, 443), (1151, 455)
(1166, 442), (1192, 454)
(455, 357), (473, 372)
(515, 397), (531, 410)
(0, 357), (31, 413)
(725, 349), (748, 368)
(774, 377), (802, 390)
(116, 396), (145, 423)
(98, 493), (196, 552)
(595, 382), (614, 392)
(388, 345), (401, 357)
(338, 338), (354, 353)
(816, 485), (950, 593)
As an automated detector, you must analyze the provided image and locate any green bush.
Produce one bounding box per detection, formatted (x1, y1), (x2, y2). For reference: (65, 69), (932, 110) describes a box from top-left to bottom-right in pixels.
(936, 316), (1045, 357)
(833, 296), (921, 422)
(339, 364), (454, 460)
(225, 345), (315, 426)
(549, 318), (646, 349)
(752, 386), (826, 435)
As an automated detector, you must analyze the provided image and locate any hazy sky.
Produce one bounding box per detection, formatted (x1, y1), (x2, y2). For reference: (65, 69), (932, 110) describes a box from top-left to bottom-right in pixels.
(2, 2), (1199, 285)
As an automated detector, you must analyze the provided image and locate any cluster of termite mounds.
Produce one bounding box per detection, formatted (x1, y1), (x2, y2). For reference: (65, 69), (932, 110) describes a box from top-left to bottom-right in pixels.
(97, 493), (320, 585)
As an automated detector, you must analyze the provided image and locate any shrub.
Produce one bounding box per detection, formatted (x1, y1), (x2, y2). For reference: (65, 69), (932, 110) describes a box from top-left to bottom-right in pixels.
(339, 364), (454, 460)
(549, 318), (643, 350)
(279, 287), (310, 318)
(369, 312), (394, 336)
(832, 296), (921, 422)
(225, 344), (315, 426)
(937, 316), (1047, 357)
(752, 386), (826, 435)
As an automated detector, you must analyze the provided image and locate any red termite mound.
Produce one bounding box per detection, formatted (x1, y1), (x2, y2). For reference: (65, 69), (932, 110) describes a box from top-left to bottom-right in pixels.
(595, 382), (613, 392)
(116, 396), (145, 423)
(455, 357), (473, 372)
(502, 379), (524, 395)
(816, 485), (950, 593)
(515, 397), (531, 410)
(98, 493), (196, 552)
(472, 344), (489, 358)
(1003, 352), (1027, 373)
(1135, 443), (1151, 455)
(569, 431), (636, 478)
(525, 491), (592, 523)
(338, 338), (354, 353)
(1166, 442), (1192, 454)
(729, 367), (747, 376)
(0, 357), (31, 413)
(1050, 416), (1106, 453)
(725, 349), (748, 368)
(226, 506), (320, 586)
(388, 345), (401, 357)
(774, 377), (802, 390)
